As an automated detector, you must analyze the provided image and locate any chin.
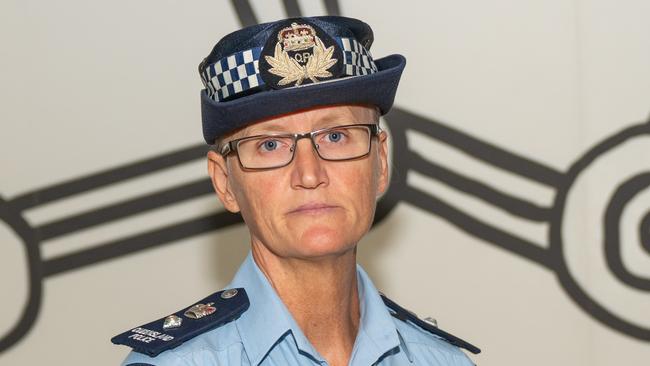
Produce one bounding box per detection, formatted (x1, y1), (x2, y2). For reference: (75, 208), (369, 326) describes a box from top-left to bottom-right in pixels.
(295, 226), (357, 259)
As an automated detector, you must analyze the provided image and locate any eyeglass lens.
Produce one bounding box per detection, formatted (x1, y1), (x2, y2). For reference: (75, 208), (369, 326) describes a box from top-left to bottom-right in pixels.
(236, 125), (372, 169)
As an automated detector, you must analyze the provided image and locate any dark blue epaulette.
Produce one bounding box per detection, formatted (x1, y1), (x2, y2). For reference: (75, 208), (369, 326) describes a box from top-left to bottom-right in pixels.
(111, 288), (249, 357)
(380, 294), (481, 355)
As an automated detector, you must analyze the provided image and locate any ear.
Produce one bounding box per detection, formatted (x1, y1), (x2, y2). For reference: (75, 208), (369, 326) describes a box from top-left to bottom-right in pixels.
(207, 150), (241, 213)
(376, 130), (390, 196)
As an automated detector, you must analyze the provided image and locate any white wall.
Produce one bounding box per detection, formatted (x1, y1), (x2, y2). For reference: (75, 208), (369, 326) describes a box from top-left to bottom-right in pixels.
(1, 0), (649, 364)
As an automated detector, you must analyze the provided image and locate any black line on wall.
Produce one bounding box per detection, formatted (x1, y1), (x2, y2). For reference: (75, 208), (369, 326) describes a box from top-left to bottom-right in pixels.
(407, 150), (551, 221)
(402, 186), (554, 269)
(605, 173), (650, 290)
(42, 211), (243, 277)
(230, 0), (259, 27)
(323, 0), (341, 15)
(36, 179), (213, 241)
(641, 212), (650, 255)
(282, 0), (302, 17)
(0, 197), (42, 353)
(11, 145), (205, 211)
(552, 121), (650, 342)
(392, 109), (565, 188)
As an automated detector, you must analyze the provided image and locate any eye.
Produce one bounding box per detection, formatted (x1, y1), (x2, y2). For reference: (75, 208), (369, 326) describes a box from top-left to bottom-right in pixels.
(326, 131), (344, 143)
(262, 140), (278, 151)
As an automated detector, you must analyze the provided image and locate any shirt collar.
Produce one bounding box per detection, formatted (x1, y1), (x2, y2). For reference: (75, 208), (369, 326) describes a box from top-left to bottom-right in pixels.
(228, 253), (402, 365)
(228, 252), (325, 365)
(349, 265), (402, 364)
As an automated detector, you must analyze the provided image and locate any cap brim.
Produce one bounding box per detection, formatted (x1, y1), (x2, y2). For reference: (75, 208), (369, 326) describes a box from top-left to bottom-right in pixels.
(201, 54), (406, 143)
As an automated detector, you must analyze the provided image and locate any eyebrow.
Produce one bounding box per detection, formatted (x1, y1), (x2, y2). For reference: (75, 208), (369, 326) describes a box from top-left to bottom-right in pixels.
(245, 111), (368, 136)
(251, 124), (358, 138)
(244, 124), (294, 135)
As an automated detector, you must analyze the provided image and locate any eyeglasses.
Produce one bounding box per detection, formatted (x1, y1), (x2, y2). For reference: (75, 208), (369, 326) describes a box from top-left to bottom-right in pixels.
(219, 123), (381, 170)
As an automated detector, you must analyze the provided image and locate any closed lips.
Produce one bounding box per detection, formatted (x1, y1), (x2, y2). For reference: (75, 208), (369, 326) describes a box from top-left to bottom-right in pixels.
(288, 203), (338, 214)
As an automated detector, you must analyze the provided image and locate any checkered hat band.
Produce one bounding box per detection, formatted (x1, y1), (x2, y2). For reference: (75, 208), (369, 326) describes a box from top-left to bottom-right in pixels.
(202, 38), (378, 102)
(201, 47), (264, 102)
(337, 37), (379, 77)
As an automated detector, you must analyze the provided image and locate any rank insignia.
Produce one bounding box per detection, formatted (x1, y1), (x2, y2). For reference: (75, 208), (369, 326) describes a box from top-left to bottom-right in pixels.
(259, 19), (343, 89)
(184, 302), (217, 319)
(112, 288), (250, 357)
(162, 315), (182, 330)
(220, 288), (238, 299)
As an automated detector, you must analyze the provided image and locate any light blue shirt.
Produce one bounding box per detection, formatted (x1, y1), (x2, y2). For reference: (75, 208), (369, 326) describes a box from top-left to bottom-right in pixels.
(122, 253), (475, 365)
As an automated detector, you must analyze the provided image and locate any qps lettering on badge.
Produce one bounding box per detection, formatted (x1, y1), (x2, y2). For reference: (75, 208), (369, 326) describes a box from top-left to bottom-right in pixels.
(293, 52), (311, 63)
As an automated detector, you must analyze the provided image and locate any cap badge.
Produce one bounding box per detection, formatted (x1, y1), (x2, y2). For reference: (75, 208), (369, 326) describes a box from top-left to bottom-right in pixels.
(184, 302), (217, 319)
(260, 20), (343, 89)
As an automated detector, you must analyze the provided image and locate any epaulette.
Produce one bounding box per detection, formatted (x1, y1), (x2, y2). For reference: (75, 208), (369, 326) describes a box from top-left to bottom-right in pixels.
(380, 294), (481, 354)
(111, 288), (249, 357)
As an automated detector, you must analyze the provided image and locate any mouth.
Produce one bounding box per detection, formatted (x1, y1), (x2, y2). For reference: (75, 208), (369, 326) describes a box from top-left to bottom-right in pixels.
(287, 202), (339, 215)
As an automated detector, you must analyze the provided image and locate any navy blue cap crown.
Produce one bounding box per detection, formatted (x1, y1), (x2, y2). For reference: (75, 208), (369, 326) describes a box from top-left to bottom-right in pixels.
(199, 16), (406, 143)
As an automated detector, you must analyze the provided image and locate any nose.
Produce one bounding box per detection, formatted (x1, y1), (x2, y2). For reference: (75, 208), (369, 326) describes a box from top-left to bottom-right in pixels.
(290, 137), (329, 189)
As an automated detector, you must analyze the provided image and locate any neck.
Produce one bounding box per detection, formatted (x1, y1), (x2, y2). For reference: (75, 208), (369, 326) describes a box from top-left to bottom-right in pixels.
(251, 242), (360, 366)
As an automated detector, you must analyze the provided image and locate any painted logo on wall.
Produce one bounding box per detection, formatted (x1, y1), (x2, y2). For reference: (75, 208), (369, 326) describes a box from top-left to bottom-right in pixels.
(1, 0), (649, 353)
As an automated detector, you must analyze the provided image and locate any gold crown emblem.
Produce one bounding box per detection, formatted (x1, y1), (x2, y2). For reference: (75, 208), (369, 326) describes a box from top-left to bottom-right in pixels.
(277, 23), (316, 51)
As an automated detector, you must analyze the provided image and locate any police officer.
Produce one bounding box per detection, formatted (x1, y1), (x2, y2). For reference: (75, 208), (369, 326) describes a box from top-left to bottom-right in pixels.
(112, 15), (480, 365)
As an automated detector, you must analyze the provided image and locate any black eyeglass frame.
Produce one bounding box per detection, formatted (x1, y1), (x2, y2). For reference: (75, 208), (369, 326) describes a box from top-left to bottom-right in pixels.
(218, 123), (382, 170)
